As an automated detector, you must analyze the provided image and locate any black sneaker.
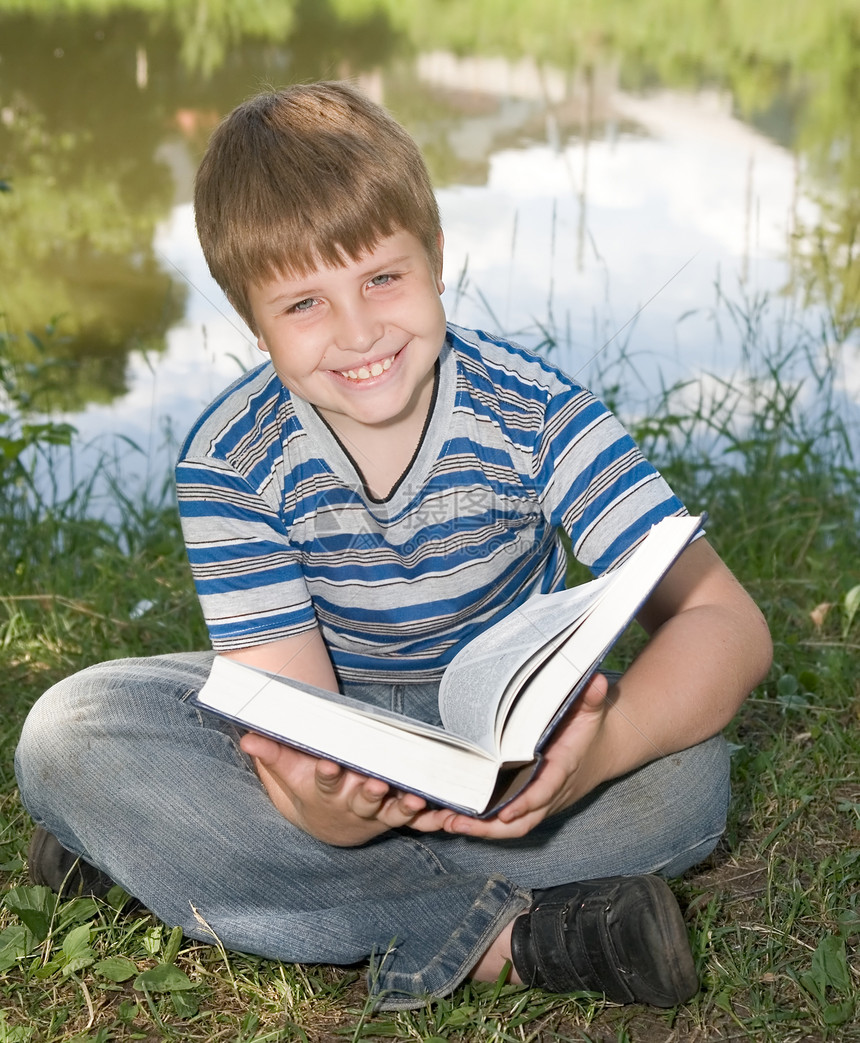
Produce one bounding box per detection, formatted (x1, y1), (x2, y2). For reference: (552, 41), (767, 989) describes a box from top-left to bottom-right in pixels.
(27, 827), (116, 899)
(510, 875), (698, 1006)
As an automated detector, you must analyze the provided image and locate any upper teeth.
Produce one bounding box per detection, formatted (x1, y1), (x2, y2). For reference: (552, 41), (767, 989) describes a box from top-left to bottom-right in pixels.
(342, 355), (394, 381)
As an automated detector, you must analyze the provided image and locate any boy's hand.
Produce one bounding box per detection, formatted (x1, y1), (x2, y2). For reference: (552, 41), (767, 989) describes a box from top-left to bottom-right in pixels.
(411, 672), (612, 840)
(240, 731), (451, 845)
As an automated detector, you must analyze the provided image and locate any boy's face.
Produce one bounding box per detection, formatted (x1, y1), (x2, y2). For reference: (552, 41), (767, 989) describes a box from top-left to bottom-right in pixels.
(248, 229), (446, 432)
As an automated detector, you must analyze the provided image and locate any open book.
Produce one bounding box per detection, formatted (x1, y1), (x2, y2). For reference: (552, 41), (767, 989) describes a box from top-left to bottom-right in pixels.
(196, 514), (704, 816)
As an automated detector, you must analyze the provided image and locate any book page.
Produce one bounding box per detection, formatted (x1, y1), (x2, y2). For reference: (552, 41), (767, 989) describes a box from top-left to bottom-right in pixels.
(209, 660), (487, 752)
(437, 575), (614, 752)
(497, 513), (704, 762)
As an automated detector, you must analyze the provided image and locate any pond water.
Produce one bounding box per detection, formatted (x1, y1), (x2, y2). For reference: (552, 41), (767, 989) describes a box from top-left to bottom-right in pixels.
(1, 2), (858, 505)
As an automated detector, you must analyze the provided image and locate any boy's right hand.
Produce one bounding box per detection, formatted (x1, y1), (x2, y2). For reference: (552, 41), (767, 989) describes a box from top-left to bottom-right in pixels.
(226, 632), (454, 843)
(240, 731), (450, 845)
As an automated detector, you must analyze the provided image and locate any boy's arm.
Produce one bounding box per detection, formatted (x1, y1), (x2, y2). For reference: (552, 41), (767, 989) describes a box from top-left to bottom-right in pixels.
(424, 538), (773, 840)
(222, 631), (448, 845)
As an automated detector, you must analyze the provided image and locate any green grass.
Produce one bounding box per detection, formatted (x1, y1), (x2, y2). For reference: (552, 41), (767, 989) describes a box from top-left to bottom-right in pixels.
(1, 293), (859, 1042)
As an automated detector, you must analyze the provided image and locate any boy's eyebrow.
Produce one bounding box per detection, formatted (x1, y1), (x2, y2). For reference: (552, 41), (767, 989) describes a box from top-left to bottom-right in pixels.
(261, 252), (416, 307)
(355, 251), (414, 278)
(367, 252), (412, 270)
(263, 287), (314, 308)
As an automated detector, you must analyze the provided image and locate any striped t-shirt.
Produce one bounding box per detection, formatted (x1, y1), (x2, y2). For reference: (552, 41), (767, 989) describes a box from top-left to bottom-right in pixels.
(176, 324), (685, 683)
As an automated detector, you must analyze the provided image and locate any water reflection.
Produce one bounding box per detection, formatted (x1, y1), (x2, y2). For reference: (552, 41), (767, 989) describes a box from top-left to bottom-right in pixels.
(0, 1), (857, 496)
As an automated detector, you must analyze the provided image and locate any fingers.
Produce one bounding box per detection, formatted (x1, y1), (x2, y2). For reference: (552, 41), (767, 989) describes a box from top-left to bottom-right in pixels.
(439, 808), (538, 839)
(312, 760), (430, 825)
(346, 777), (428, 825)
(239, 731), (435, 833)
(314, 758), (348, 790)
(313, 759), (386, 803)
(377, 791), (431, 827)
(240, 730), (287, 764)
(404, 807), (461, 833)
(580, 670), (610, 708)
(439, 678), (616, 840)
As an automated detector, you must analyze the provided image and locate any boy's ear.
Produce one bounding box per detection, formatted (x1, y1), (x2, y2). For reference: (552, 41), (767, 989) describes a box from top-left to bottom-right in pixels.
(256, 336), (270, 354)
(435, 230), (445, 294)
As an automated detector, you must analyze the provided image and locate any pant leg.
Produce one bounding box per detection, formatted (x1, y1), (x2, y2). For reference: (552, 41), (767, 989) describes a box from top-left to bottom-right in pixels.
(14, 654), (529, 1009)
(15, 656), (730, 1010)
(380, 682), (731, 1006)
(421, 734), (731, 887)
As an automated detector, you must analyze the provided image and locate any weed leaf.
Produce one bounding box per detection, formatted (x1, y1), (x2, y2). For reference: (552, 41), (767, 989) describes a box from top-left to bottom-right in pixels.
(61, 924), (95, 976)
(441, 1006), (478, 1028)
(811, 934), (851, 995)
(57, 897), (99, 932)
(67, 1029), (111, 1043)
(843, 584), (860, 637)
(62, 924), (92, 959)
(170, 990), (200, 1017)
(133, 963), (195, 992)
(823, 1000), (855, 1027)
(162, 924), (183, 965)
(799, 935), (855, 1024)
(0, 925), (35, 972)
(94, 956), (139, 982)
(0, 1010), (32, 1041)
(2, 885), (54, 942)
(142, 924), (162, 955)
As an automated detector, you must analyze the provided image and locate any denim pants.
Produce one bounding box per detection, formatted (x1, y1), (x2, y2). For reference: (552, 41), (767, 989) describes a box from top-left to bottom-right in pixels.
(15, 652), (730, 1009)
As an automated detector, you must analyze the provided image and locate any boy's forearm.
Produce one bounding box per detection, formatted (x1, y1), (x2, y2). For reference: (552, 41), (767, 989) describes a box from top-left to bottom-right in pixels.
(596, 590), (772, 786)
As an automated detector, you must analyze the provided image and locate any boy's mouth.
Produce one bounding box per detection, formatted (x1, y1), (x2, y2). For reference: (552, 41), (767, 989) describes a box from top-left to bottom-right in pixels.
(338, 352), (397, 383)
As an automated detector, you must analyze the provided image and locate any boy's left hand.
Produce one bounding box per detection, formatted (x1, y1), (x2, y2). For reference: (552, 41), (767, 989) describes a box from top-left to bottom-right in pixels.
(408, 672), (611, 839)
(411, 537), (774, 841)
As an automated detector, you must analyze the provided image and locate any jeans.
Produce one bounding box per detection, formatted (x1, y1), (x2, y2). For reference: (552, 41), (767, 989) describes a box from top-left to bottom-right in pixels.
(15, 652), (731, 1009)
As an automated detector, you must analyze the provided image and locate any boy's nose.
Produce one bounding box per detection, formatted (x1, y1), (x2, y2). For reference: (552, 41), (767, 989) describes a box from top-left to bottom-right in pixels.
(332, 302), (382, 354)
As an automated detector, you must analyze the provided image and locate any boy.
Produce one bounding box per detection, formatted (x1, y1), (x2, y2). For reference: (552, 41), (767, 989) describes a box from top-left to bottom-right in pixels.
(16, 81), (772, 1010)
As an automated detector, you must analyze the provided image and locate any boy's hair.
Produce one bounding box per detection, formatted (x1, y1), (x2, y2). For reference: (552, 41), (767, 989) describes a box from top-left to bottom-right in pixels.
(194, 81), (442, 331)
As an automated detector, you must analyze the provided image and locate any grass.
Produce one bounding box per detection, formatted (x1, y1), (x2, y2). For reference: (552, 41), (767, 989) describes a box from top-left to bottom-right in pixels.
(1, 290), (859, 1042)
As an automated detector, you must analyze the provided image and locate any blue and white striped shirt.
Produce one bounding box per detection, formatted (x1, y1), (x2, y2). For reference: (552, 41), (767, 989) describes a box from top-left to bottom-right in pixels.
(176, 324), (685, 682)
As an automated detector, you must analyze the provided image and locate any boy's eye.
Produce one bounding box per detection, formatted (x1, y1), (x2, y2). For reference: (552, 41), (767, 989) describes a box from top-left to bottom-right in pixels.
(290, 297), (316, 313)
(369, 273), (396, 288)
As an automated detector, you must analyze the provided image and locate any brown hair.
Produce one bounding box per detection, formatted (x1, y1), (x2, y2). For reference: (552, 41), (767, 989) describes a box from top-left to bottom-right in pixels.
(194, 81), (442, 331)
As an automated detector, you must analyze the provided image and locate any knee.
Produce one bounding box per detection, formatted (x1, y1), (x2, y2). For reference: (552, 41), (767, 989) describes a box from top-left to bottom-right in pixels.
(15, 653), (212, 803)
(16, 663), (116, 801)
(18, 656), (140, 739)
(654, 734), (732, 875)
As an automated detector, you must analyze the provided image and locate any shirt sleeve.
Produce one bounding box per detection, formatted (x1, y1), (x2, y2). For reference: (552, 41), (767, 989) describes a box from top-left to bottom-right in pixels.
(176, 452), (318, 650)
(532, 384), (687, 575)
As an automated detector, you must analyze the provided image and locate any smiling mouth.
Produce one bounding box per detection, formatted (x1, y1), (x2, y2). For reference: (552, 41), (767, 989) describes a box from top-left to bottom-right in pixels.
(338, 353), (396, 382)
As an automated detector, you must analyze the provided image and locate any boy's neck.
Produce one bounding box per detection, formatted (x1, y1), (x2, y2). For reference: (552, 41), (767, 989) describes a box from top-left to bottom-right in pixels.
(316, 362), (438, 501)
